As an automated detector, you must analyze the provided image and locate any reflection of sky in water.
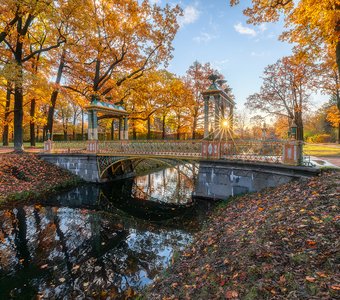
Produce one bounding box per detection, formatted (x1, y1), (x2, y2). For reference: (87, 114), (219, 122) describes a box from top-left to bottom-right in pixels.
(132, 164), (197, 204)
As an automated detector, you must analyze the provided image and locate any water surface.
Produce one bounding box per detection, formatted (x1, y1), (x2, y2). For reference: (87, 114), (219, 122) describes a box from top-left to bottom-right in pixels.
(0, 163), (294, 298)
(0, 164), (208, 299)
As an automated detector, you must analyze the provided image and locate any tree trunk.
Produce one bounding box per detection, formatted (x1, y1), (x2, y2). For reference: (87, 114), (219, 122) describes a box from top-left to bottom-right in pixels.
(147, 117), (151, 140)
(29, 99), (36, 146)
(192, 107), (198, 139)
(336, 40), (340, 93)
(132, 119), (137, 140)
(72, 113), (76, 140)
(81, 109), (85, 140)
(47, 48), (66, 137)
(295, 112), (304, 141)
(162, 114), (166, 139)
(2, 82), (11, 146)
(36, 125), (39, 142)
(13, 75), (24, 152)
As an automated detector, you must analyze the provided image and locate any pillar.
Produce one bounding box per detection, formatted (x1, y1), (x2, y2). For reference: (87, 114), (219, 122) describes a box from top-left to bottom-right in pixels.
(229, 104), (234, 131)
(111, 119), (115, 140)
(214, 95), (220, 139)
(124, 117), (128, 140)
(92, 110), (98, 140)
(204, 95), (210, 138)
(88, 111), (93, 140)
(119, 117), (123, 140)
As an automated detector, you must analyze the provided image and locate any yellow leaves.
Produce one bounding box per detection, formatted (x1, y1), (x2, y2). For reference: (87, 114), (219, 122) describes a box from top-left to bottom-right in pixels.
(326, 105), (340, 128)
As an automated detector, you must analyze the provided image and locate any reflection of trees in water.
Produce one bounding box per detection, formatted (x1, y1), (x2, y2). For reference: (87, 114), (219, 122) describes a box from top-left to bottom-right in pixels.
(131, 164), (198, 204)
(0, 203), (192, 298)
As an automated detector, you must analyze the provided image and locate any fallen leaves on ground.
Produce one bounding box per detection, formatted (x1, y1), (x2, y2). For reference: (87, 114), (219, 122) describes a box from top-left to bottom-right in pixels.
(0, 153), (78, 203)
(145, 171), (340, 300)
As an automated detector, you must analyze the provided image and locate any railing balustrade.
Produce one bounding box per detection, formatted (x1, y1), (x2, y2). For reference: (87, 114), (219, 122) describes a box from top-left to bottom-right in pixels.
(45, 139), (303, 165)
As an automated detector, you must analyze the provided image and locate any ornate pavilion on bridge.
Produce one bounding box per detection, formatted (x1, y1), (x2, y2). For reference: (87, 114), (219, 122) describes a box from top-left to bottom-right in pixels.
(86, 99), (129, 141)
(202, 74), (235, 139)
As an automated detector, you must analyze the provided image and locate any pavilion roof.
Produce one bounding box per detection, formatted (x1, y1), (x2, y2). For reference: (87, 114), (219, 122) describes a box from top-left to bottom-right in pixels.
(202, 83), (235, 106)
(85, 100), (129, 116)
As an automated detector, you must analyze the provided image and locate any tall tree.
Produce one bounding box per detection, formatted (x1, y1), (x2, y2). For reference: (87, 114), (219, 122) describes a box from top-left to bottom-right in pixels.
(230, 0), (340, 77)
(317, 48), (340, 142)
(64, 0), (181, 104)
(231, 0), (340, 141)
(0, 0), (66, 151)
(246, 54), (314, 140)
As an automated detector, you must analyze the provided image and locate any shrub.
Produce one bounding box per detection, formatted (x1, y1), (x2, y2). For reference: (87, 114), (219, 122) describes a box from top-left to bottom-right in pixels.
(306, 133), (332, 143)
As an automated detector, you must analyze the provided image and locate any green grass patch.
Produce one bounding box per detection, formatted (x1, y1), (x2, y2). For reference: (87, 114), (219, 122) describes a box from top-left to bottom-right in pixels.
(304, 143), (340, 157)
(0, 142), (44, 149)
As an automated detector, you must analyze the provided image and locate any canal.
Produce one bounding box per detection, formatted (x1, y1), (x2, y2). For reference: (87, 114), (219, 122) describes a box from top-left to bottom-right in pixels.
(0, 164), (294, 299)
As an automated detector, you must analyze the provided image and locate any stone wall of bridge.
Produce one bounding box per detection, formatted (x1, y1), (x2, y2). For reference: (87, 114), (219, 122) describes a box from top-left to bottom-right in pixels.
(40, 154), (101, 182)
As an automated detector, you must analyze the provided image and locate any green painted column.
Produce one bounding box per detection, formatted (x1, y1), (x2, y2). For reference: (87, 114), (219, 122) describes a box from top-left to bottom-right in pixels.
(214, 95), (220, 139)
(93, 110), (98, 140)
(111, 119), (115, 140)
(124, 117), (128, 140)
(204, 96), (210, 138)
(88, 111), (93, 140)
(119, 117), (123, 140)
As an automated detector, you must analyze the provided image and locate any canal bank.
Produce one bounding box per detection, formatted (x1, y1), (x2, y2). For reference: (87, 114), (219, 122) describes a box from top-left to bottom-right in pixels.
(0, 153), (81, 206)
(145, 170), (340, 300)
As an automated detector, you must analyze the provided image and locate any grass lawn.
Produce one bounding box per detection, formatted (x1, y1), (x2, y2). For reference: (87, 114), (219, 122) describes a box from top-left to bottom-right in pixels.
(304, 143), (340, 157)
(0, 142), (44, 149)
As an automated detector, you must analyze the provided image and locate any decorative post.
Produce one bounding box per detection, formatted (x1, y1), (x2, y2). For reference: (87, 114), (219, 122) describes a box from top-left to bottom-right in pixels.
(44, 130), (53, 152)
(282, 121), (303, 165)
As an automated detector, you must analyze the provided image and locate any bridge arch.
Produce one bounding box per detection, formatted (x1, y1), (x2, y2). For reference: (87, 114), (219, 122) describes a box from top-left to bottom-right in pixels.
(98, 156), (198, 181)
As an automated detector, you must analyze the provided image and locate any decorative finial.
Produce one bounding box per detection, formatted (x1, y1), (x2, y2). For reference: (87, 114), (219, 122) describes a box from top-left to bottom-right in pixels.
(208, 74), (220, 84)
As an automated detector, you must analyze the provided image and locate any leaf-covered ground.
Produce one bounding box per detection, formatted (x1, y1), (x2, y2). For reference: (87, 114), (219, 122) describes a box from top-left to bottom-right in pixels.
(0, 153), (79, 203)
(145, 171), (340, 300)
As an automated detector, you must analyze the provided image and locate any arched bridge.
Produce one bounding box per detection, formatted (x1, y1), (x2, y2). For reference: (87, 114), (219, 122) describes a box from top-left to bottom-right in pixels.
(40, 139), (311, 182)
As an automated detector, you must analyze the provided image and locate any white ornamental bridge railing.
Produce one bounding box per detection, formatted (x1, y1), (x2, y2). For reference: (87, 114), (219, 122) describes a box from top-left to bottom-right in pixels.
(43, 139), (303, 165)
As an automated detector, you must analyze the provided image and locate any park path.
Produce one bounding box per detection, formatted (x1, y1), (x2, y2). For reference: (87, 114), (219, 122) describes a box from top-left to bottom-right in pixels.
(311, 156), (340, 168)
(0, 148), (41, 154)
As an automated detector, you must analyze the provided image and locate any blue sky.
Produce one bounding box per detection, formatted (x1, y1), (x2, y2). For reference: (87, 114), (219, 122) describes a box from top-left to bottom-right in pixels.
(152, 0), (322, 113)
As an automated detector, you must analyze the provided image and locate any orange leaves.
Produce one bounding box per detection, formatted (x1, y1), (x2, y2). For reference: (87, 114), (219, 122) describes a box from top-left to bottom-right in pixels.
(306, 240), (317, 247)
(330, 284), (340, 291)
(225, 290), (238, 299)
(305, 276), (316, 282)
